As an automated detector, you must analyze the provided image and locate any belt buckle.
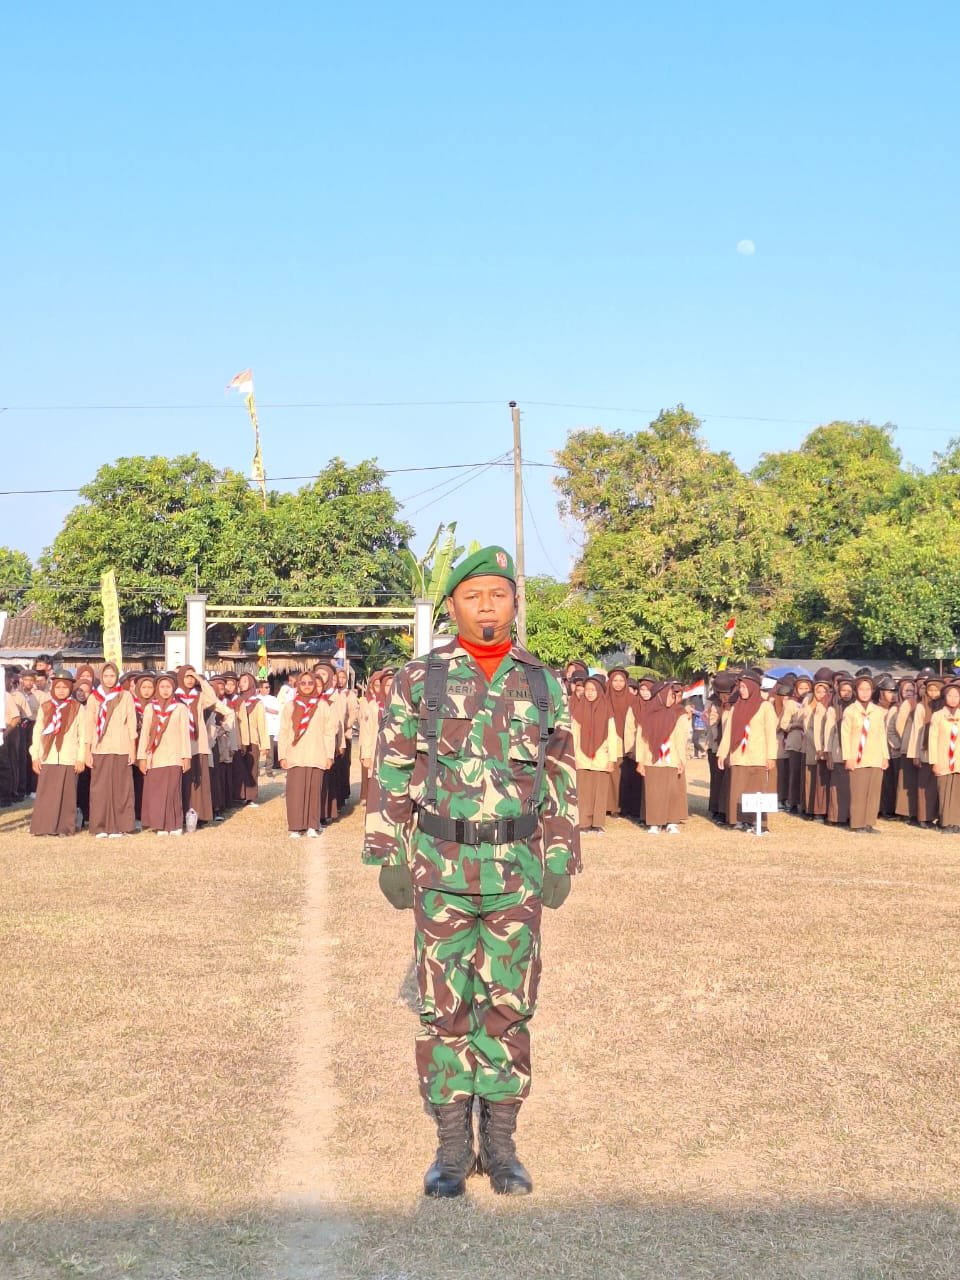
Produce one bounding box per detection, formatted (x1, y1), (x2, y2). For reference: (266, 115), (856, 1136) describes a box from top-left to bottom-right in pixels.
(476, 818), (497, 844)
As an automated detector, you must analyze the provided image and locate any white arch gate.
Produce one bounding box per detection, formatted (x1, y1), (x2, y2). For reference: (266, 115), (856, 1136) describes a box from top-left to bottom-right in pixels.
(164, 595), (435, 672)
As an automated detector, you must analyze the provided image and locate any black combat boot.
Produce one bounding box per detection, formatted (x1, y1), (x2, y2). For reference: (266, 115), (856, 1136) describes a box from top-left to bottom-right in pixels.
(476, 1098), (533, 1196)
(423, 1099), (476, 1198)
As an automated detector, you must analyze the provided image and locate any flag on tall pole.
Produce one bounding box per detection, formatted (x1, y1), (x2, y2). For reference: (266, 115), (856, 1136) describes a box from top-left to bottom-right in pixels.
(226, 368), (267, 509)
(717, 616), (736, 671)
(101, 569), (123, 670)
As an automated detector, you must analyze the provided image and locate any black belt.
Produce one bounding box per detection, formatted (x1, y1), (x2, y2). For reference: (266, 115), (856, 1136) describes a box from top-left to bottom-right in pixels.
(415, 808), (539, 846)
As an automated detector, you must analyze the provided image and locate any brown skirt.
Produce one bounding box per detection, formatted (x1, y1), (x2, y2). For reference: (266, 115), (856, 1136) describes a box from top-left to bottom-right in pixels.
(577, 768), (610, 829)
(286, 765), (323, 832)
(805, 761), (829, 817)
(183, 751), (214, 822)
(895, 758), (917, 819)
(30, 763), (78, 836)
(89, 752), (136, 835)
(143, 764), (184, 832)
(880, 757), (899, 816)
(727, 764), (773, 828)
(938, 773), (960, 828)
(609, 759), (622, 815)
(643, 767), (687, 826)
(708, 751), (729, 818)
(849, 767), (883, 830)
(234, 745), (260, 805)
(827, 763), (850, 825)
(916, 763), (939, 825)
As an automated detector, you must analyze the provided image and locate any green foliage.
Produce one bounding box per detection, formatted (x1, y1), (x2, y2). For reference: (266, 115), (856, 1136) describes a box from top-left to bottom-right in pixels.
(0, 546), (33, 612)
(555, 411), (959, 667)
(32, 453), (412, 632)
(524, 576), (608, 668)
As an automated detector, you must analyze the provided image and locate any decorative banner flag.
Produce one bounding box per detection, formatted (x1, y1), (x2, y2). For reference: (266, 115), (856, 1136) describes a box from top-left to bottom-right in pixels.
(682, 679), (706, 700)
(717, 616), (737, 671)
(335, 631), (347, 670)
(226, 368), (254, 394)
(101, 569), (123, 670)
(256, 624), (268, 679)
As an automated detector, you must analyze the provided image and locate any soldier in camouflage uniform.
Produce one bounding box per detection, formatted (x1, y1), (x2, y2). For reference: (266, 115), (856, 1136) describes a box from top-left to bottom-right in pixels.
(363, 545), (580, 1198)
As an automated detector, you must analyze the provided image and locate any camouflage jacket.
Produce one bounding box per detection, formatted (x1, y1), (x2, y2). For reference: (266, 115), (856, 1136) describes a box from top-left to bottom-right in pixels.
(362, 640), (581, 894)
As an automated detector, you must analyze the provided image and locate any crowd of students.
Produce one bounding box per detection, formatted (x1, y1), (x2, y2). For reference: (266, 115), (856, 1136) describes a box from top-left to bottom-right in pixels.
(1, 657), (371, 840)
(563, 661), (960, 837)
(6, 654), (958, 842)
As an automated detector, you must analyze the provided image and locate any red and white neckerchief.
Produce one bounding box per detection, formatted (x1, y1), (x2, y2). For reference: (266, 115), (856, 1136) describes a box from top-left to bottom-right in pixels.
(659, 739), (671, 764)
(291, 695), (320, 744)
(243, 692), (261, 713)
(856, 709), (871, 765)
(176, 685), (200, 740)
(149, 699), (176, 753)
(949, 719), (959, 773)
(739, 722), (751, 754)
(41, 697), (71, 739)
(90, 684), (122, 742)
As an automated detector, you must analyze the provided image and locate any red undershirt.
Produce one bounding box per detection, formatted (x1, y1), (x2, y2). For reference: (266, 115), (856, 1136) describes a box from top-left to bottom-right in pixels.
(458, 634), (512, 681)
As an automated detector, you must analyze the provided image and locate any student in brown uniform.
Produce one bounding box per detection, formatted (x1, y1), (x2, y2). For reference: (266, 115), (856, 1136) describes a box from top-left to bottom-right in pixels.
(358, 670), (382, 804)
(893, 678), (918, 822)
(875, 675), (900, 817)
(84, 661), (138, 838)
(912, 675), (943, 828)
(138, 673), (192, 836)
(780, 676), (811, 814)
(624, 676), (656, 822)
(315, 664), (345, 824)
(175, 664), (231, 823)
(606, 668), (636, 818)
(773, 677), (795, 810)
(571, 674), (618, 833)
(706, 672), (736, 823)
(803, 672), (834, 822)
(131, 672), (155, 826)
(30, 671), (85, 836)
(718, 669), (778, 833)
(335, 667), (360, 808)
(17, 670), (40, 797)
(278, 671), (337, 838)
(635, 679), (688, 835)
(233, 671), (270, 806)
(840, 674), (889, 834)
(930, 678), (960, 833)
(824, 678), (855, 826)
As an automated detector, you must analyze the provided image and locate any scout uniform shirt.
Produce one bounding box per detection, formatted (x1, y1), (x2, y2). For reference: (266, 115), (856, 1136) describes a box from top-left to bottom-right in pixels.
(929, 706), (960, 775)
(634, 713), (689, 771)
(572, 713), (619, 771)
(83, 688), (138, 761)
(363, 639), (580, 896)
(277, 695), (338, 767)
(138, 702), (191, 767)
(802, 699), (831, 766)
(779, 696), (806, 754)
(717, 699), (778, 765)
(840, 701), (890, 769)
(31, 700), (86, 766)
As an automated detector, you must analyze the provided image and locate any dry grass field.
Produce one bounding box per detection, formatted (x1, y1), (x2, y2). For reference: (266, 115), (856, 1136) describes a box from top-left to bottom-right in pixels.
(3, 761), (960, 1279)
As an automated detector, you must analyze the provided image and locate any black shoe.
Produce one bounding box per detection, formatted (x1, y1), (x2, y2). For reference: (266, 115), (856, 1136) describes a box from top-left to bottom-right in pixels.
(423, 1100), (476, 1198)
(477, 1099), (533, 1196)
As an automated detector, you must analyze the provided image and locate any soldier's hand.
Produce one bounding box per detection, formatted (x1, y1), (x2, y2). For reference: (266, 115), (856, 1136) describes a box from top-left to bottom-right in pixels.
(378, 864), (414, 910)
(541, 870), (571, 910)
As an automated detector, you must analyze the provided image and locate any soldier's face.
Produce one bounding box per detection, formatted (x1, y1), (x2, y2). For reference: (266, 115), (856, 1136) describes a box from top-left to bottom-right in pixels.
(447, 575), (516, 646)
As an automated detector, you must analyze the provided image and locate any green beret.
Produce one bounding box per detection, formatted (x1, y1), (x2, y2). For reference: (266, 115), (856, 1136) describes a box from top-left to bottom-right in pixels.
(444, 545), (516, 597)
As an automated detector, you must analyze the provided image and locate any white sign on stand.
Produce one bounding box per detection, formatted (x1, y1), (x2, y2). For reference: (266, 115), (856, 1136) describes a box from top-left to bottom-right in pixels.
(741, 791), (778, 837)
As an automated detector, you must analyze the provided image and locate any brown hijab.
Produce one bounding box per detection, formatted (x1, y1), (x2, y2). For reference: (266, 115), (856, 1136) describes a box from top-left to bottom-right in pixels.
(606, 668), (636, 738)
(640, 682), (683, 756)
(729, 673), (764, 751)
(571, 675), (612, 758)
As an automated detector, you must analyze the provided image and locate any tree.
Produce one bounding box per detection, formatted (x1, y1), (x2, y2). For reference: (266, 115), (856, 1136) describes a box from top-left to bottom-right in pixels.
(524, 577), (607, 669)
(32, 453), (412, 633)
(0, 547), (33, 612)
(555, 408), (792, 673)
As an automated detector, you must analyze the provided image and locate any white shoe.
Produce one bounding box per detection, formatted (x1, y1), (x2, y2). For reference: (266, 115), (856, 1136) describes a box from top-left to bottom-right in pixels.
(647, 826), (661, 835)
(157, 830), (168, 838)
(95, 831), (109, 839)
(168, 829), (182, 837)
(665, 824), (681, 835)
(289, 830), (302, 839)
(306, 828), (320, 838)
(134, 822), (142, 832)
(245, 801), (260, 809)
(213, 813), (226, 822)
(108, 832), (124, 839)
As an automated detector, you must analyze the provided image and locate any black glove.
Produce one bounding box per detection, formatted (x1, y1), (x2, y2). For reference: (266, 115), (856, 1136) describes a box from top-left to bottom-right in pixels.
(378, 864), (414, 910)
(541, 870), (571, 910)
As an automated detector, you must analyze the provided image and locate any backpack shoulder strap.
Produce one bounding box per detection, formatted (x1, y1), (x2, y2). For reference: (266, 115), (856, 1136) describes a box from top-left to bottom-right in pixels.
(421, 653), (448, 810)
(521, 661), (551, 813)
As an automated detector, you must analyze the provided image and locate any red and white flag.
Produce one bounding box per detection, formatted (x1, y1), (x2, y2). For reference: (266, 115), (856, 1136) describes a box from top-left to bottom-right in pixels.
(724, 617), (737, 639)
(226, 368), (254, 395)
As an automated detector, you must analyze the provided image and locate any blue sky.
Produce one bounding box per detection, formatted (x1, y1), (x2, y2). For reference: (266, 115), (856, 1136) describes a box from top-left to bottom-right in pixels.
(2, 2), (957, 579)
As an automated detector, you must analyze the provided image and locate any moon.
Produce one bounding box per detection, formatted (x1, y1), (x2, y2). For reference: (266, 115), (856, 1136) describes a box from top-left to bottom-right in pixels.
(736, 239), (756, 256)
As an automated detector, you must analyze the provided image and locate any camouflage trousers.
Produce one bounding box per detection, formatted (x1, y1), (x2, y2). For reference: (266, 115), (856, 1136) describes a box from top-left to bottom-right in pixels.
(414, 884), (542, 1105)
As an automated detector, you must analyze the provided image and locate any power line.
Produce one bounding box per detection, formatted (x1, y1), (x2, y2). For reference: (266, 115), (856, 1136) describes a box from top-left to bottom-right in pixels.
(404, 455), (512, 519)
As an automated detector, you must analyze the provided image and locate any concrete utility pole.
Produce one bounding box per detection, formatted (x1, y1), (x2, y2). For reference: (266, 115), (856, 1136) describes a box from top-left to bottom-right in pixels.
(510, 401), (527, 647)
